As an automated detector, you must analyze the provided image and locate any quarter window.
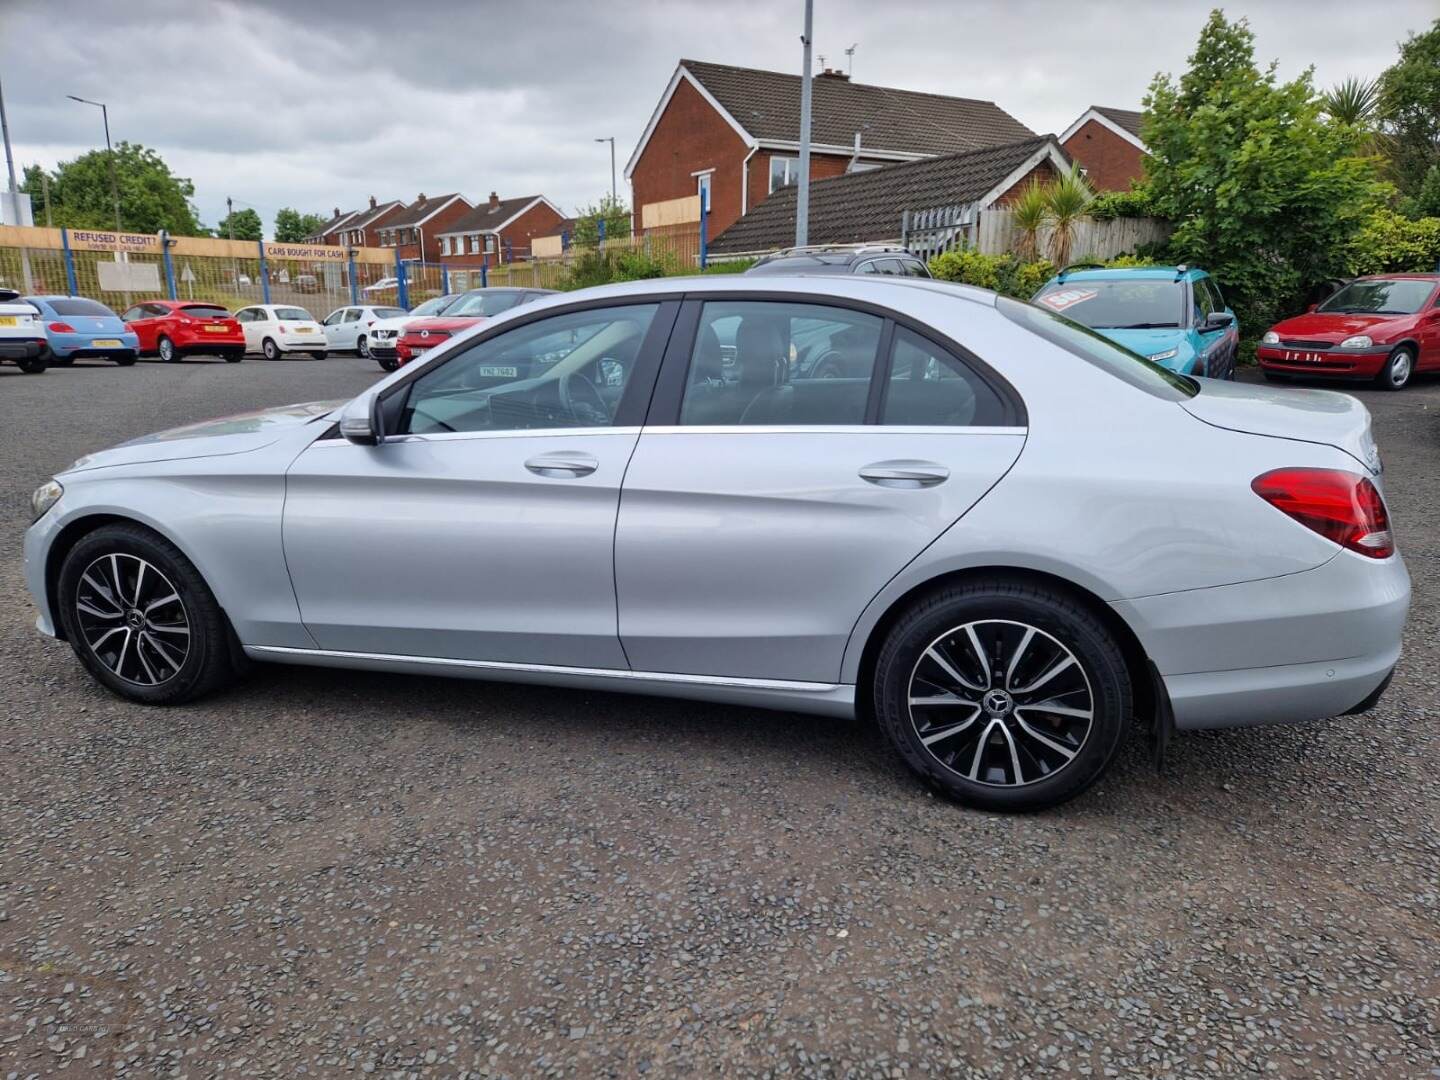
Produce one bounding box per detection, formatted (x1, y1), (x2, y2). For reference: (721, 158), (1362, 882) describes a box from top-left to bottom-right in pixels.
(679, 301), (883, 426)
(398, 304), (660, 435)
(880, 328), (1008, 427)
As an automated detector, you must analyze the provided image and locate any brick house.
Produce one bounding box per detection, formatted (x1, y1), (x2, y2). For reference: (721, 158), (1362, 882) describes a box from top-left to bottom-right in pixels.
(375, 193), (473, 262)
(1060, 107), (1146, 192)
(335, 196), (407, 249)
(435, 193), (568, 266)
(625, 59), (1036, 238)
(709, 136), (1071, 255)
(305, 208), (360, 245)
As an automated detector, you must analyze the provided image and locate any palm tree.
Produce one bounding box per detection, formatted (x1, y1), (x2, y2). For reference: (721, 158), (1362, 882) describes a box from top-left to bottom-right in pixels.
(1323, 77), (1379, 127)
(1009, 180), (1048, 262)
(1044, 165), (1093, 268)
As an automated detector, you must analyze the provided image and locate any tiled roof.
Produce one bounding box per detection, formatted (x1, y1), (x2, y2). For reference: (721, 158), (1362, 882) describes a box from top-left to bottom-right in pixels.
(346, 200), (406, 231)
(710, 136), (1063, 254)
(438, 195), (549, 235)
(308, 209), (357, 239)
(384, 193), (468, 229)
(682, 59), (1034, 156)
(1092, 106), (1144, 138)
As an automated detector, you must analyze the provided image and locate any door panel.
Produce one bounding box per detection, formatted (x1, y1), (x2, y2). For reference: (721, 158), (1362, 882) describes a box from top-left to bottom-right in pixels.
(615, 430), (1024, 682)
(283, 430), (640, 666)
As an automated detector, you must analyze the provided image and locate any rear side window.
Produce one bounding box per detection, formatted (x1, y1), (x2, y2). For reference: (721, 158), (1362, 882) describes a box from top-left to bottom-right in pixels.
(998, 296), (1197, 400)
(880, 328), (1010, 427)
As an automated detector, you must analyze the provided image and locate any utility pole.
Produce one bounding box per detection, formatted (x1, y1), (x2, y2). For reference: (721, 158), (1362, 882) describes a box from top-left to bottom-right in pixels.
(40, 171), (52, 227)
(595, 136), (616, 206)
(65, 95), (122, 233)
(795, 0), (814, 247)
(0, 72), (34, 290)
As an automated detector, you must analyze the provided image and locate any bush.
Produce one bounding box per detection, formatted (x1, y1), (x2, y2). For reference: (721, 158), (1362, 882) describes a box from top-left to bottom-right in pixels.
(1349, 208), (1440, 274)
(1087, 187), (1159, 221)
(928, 249), (1054, 299)
(700, 259), (756, 274)
(560, 248), (671, 290)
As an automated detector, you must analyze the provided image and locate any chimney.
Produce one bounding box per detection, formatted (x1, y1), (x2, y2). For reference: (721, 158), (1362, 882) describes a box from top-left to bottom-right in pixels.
(819, 68), (850, 81)
(489, 191), (501, 208)
(332, 206), (340, 217)
(417, 192), (426, 203)
(369, 194), (377, 209)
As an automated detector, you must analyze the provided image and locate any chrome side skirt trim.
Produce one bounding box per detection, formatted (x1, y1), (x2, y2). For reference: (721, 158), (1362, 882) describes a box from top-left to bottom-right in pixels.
(246, 644), (840, 693)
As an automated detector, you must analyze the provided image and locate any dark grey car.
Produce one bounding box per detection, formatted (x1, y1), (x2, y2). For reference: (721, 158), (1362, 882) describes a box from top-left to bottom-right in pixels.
(744, 245), (931, 279)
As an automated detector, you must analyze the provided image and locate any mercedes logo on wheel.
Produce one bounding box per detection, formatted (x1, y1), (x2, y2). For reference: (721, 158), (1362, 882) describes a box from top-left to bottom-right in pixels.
(983, 689), (1014, 715)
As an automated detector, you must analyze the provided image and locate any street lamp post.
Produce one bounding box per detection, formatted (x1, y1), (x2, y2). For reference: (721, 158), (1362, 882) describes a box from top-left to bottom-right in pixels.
(66, 94), (123, 234)
(595, 136), (616, 206)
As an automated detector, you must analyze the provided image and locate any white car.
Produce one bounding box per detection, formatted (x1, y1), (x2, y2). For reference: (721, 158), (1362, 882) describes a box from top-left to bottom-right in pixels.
(320, 304), (407, 360)
(233, 304), (327, 361)
(362, 277), (399, 297)
(365, 293), (462, 372)
(0, 287), (48, 373)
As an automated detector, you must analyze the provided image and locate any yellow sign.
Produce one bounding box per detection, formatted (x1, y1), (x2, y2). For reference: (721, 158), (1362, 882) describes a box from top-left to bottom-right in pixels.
(67, 229), (161, 252)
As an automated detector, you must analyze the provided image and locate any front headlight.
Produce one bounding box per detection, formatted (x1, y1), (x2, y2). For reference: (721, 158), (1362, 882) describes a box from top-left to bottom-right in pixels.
(1148, 348), (1179, 362)
(1262, 331), (1280, 345)
(30, 479), (63, 522)
(1339, 335), (1373, 349)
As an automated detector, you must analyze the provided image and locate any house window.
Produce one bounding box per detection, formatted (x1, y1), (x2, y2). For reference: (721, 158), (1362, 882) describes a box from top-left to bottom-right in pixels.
(769, 156), (800, 193)
(469, 235), (481, 254)
(484, 235), (497, 254)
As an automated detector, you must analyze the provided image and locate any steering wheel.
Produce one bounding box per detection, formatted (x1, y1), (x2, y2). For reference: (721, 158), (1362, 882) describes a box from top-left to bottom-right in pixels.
(558, 371), (609, 426)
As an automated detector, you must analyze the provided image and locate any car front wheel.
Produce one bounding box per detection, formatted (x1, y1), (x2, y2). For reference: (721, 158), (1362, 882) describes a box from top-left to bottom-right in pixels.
(56, 523), (239, 705)
(356, 336), (369, 358)
(1377, 346), (1414, 391)
(872, 579), (1131, 812)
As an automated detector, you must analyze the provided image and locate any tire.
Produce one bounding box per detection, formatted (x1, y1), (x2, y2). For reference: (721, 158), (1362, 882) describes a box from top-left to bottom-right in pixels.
(17, 353), (48, 374)
(114, 353), (137, 367)
(55, 523), (239, 705)
(872, 579), (1132, 813)
(224, 351), (243, 364)
(262, 338), (280, 361)
(314, 351), (327, 361)
(356, 336), (369, 359)
(50, 354), (75, 367)
(1376, 346), (1415, 391)
(157, 336), (178, 363)
(376, 354), (398, 373)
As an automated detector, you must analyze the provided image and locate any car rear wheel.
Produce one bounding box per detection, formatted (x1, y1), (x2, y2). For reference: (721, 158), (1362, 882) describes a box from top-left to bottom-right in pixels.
(1376, 346), (1414, 391)
(56, 523), (239, 705)
(376, 354), (398, 373)
(262, 338), (280, 361)
(157, 336), (178, 363)
(872, 579), (1131, 812)
(356, 336), (369, 359)
(314, 351), (327, 361)
(114, 353), (137, 367)
(17, 353), (48, 374)
(224, 350), (243, 363)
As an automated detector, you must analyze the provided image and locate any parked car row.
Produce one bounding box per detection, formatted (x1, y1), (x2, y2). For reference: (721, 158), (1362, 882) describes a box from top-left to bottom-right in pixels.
(364, 288), (556, 372)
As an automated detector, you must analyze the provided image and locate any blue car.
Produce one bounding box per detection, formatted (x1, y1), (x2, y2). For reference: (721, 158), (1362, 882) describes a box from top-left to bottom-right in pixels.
(25, 295), (139, 366)
(1031, 265), (1239, 378)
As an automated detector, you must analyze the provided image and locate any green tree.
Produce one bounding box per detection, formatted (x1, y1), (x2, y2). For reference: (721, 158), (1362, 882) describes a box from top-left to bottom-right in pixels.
(216, 207), (263, 242)
(273, 207), (328, 243)
(1377, 19), (1440, 214)
(1143, 10), (1387, 332)
(570, 194), (631, 246)
(20, 142), (203, 235)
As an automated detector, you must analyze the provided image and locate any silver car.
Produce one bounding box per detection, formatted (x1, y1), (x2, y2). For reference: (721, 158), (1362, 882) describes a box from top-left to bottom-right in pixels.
(24, 276), (1409, 812)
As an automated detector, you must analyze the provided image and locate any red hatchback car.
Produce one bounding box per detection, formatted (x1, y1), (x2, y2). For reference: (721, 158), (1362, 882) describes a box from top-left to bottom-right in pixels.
(121, 300), (246, 363)
(395, 288), (555, 365)
(1257, 274), (1440, 390)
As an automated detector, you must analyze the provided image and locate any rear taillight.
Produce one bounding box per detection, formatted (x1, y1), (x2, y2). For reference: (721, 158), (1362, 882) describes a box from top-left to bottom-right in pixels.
(1252, 468), (1393, 559)
(47, 322), (75, 333)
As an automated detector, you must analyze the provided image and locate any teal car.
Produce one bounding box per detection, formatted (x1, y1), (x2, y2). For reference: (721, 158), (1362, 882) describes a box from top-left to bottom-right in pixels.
(1031, 265), (1239, 378)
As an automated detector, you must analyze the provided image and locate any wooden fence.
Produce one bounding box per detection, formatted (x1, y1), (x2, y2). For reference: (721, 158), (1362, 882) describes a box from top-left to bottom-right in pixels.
(902, 206), (1171, 263)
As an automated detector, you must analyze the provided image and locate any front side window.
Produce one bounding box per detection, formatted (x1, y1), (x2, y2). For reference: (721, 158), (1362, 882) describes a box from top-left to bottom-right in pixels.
(881, 327), (1009, 426)
(998, 296), (1197, 401)
(1032, 279), (1183, 330)
(399, 304), (659, 435)
(768, 156), (799, 193)
(679, 301), (882, 426)
(1318, 278), (1434, 315)
(1191, 277), (1214, 324)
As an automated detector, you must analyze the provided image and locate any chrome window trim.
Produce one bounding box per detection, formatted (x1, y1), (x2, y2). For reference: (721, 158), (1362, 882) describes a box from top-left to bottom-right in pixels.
(247, 645), (842, 693)
(641, 425), (1028, 436)
(311, 426), (640, 447)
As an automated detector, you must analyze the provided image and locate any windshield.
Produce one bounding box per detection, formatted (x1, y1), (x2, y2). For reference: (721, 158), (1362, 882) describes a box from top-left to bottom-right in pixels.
(1032, 279), (1183, 328)
(997, 296), (1198, 401)
(1318, 278), (1434, 315)
(409, 295), (460, 317)
(44, 298), (116, 318)
(274, 307), (312, 321)
(747, 254), (853, 275)
(445, 291), (526, 318)
(180, 305), (230, 319)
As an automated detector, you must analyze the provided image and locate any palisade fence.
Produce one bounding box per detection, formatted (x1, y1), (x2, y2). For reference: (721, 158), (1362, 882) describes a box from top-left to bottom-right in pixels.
(0, 219), (709, 315)
(901, 206), (1172, 263)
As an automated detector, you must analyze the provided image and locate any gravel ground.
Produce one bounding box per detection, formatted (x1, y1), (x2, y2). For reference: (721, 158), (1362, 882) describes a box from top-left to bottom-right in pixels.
(1, 353), (1437, 1078)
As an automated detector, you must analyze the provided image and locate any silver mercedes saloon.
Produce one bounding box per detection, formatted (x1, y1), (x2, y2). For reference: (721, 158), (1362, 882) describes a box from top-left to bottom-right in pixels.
(24, 276), (1409, 811)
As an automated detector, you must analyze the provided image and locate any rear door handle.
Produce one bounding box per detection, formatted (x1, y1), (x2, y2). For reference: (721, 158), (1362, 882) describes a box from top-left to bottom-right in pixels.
(859, 460), (950, 489)
(525, 451), (599, 478)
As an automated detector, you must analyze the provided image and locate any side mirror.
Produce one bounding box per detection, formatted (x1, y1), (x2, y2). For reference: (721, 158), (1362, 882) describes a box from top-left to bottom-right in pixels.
(339, 393), (383, 446)
(1202, 311), (1235, 332)
(1306, 303), (1318, 313)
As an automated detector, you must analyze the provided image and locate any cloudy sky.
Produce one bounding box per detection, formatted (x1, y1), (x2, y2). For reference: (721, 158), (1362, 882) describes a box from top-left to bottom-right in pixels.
(6, 0), (1434, 235)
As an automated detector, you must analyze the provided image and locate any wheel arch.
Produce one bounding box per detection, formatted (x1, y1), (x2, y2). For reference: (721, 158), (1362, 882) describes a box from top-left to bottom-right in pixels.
(850, 565), (1155, 729)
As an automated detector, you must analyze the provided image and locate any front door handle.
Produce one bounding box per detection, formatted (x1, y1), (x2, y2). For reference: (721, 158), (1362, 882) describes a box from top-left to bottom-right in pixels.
(859, 460), (950, 489)
(525, 451), (599, 478)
